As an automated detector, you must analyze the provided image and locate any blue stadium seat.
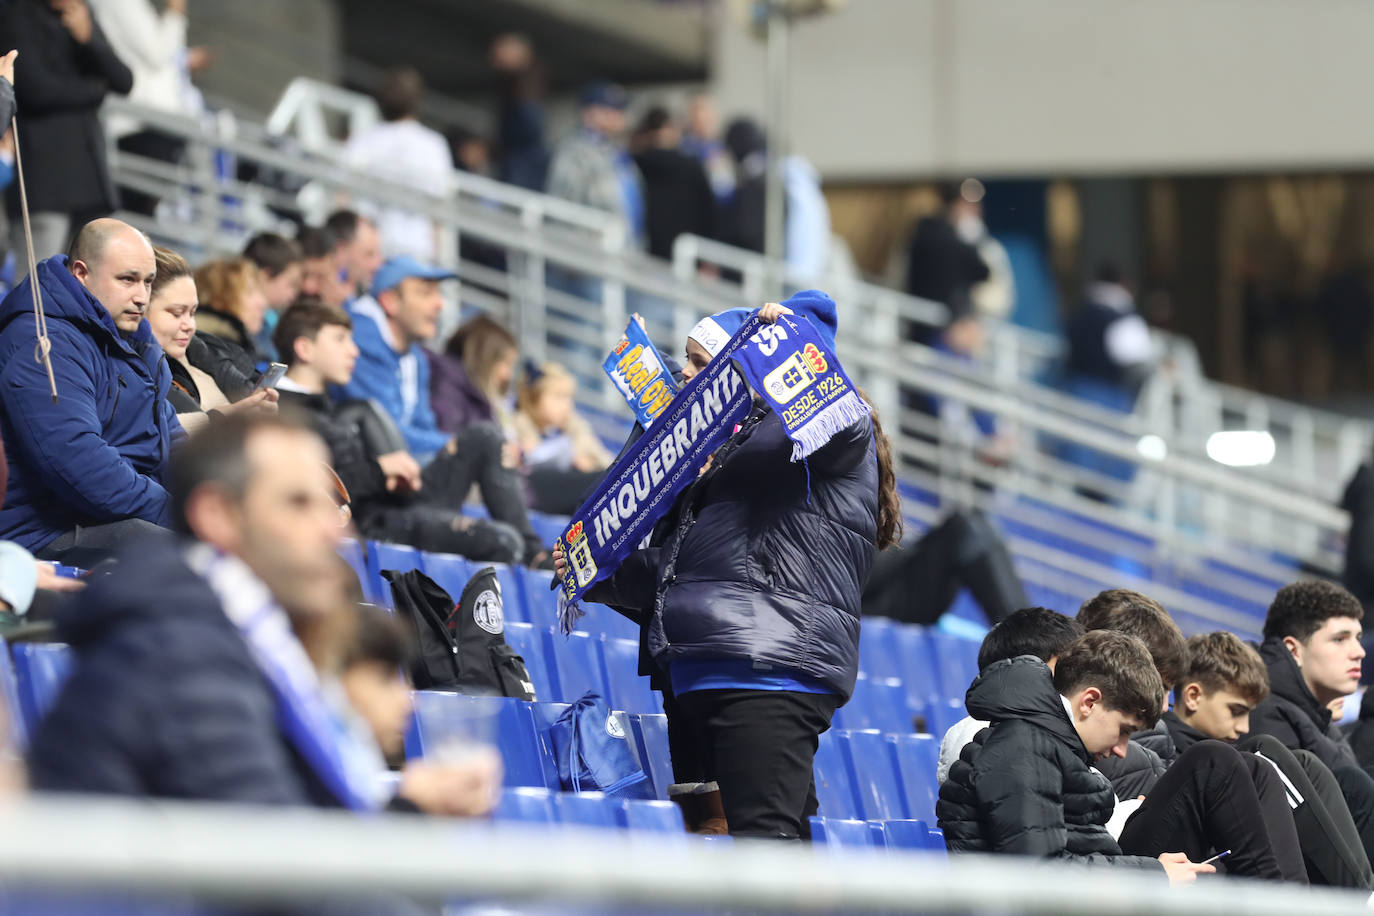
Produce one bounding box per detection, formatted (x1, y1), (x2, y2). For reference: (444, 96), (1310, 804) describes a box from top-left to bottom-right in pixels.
(52, 565), (83, 580)
(858, 617), (903, 681)
(839, 729), (908, 820)
(888, 733), (939, 824)
(554, 792), (620, 828)
(882, 819), (947, 854)
(406, 692), (551, 789)
(336, 538), (377, 604)
(894, 625), (942, 710)
(926, 699), (968, 740)
(542, 627), (608, 703)
(518, 566), (560, 630)
(599, 637), (662, 714)
(504, 622), (556, 702)
(618, 799), (686, 834)
(421, 552), (474, 606)
(489, 563), (528, 626)
(928, 631), (980, 702)
(813, 729), (860, 819)
(529, 701), (571, 789)
(0, 637), (26, 751)
(835, 675), (913, 735)
(366, 541), (423, 608)
(528, 511), (571, 552)
(809, 817), (875, 849)
(494, 787), (556, 823)
(629, 713), (673, 800)
(11, 642), (73, 735)
(574, 602), (640, 642)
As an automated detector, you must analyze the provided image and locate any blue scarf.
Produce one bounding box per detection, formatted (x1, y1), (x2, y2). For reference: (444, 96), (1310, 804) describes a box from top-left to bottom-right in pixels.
(603, 318), (678, 428)
(186, 545), (382, 812)
(557, 309), (868, 630)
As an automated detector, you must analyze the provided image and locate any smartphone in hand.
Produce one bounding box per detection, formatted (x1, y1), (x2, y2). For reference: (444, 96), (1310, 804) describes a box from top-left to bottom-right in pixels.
(253, 362), (288, 393)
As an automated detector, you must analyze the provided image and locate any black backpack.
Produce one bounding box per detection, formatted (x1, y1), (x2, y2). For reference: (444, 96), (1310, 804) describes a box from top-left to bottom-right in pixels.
(382, 566), (537, 700)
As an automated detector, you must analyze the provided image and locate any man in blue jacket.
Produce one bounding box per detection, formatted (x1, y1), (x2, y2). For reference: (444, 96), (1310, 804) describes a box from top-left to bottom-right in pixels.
(0, 218), (182, 564)
(339, 256), (546, 564)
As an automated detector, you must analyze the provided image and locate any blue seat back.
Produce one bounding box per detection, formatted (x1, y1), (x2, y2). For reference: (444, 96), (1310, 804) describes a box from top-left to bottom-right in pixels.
(599, 637), (661, 714)
(366, 541), (423, 608)
(629, 713), (673, 800)
(337, 539), (378, 604)
(407, 692), (552, 789)
(836, 675), (913, 734)
(882, 819), (947, 854)
(542, 627), (607, 703)
(489, 563), (528, 627)
(840, 729), (908, 820)
(518, 567), (560, 630)
(858, 617), (902, 680)
(528, 511), (571, 552)
(529, 701), (572, 789)
(554, 792), (620, 828)
(928, 631), (980, 701)
(0, 637), (25, 751)
(504, 622), (555, 702)
(894, 626), (942, 709)
(926, 699), (968, 740)
(574, 603), (639, 642)
(809, 817), (875, 849)
(11, 643), (73, 735)
(813, 729), (860, 819)
(494, 787), (556, 823)
(888, 732), (940, 823)
(618, 799), (686, 834)
(420, 552), (475, 609)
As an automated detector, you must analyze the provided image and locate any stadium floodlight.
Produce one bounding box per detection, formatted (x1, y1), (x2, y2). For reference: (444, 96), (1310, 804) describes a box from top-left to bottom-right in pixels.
(1206, 430), (1276, 468)
(1136, 434), (1168, 462)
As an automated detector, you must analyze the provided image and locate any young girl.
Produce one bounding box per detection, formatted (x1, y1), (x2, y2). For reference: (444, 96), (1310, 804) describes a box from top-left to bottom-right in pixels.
(514, 361), (612, 515)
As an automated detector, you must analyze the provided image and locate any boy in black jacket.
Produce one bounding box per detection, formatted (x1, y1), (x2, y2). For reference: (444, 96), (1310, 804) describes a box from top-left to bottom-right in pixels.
(939, 630), (1291, 883)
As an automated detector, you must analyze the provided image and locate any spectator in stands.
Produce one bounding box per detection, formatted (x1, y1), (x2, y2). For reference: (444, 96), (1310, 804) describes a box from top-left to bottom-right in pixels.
(633, 106), (716, 262)
(546, 82), (644, 245)
(274, 301), (528, 564)
(681, 93), (734, 205)
(89, 0), (201, 216)
(298, 225), (350, 310)
(147, 247), (276, 434)
(186, 257), (269, 399)
(243, 231), (304, 359)
(1252, 581), (1365, 771)
(904, 181), (990, 350)
(340, 604), (415, 765)
(514, 361), (611, 515)
(0, 218), (179, 564)
(325, 210), (384, 300)
(3, 0), (132, 264)
(936, 607), (1084, 784)
(430, 313), (517, 436)
(561, 296), (897, 839)
(489, 32), (548, 192)
(335, 262), (546, 564)
(939, 630), (1277, 882)
(1169, 632), (1373, 888)
(29, 414), (500, 822)
(346, 67), (454, 262)
(1065, 262), (1154, 406)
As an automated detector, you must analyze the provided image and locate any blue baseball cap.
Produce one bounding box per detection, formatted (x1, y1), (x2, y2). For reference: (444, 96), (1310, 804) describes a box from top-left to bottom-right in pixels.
(370, 256), (457, 298)
(579, 81), (629, 111)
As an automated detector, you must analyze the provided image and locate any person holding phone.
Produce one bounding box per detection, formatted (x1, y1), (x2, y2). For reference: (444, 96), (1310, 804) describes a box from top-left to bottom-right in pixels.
(147, 247), (277, 434)
(185, 257), (274, 400)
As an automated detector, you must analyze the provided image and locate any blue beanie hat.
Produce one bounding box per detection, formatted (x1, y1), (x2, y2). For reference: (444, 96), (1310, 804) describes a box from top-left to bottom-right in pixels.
(780, 289), (838, 352)
(687, 307), (751, 358)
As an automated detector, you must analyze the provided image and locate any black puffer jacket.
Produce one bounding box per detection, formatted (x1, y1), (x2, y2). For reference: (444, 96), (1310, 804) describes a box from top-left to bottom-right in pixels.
(1347, 688), (1374, 768)
(646, 408), (878, 700)
(1094, 732), (1171, 801)
(937, 655), (1162, 871)
(1249, 638), (1357, 771)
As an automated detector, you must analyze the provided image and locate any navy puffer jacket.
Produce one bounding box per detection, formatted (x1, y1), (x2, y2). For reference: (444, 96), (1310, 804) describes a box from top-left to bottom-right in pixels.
(646, 406), (878, 700)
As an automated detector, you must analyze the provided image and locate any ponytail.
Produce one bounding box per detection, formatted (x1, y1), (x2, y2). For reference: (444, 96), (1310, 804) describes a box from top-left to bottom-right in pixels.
(859, 388), (903, 549)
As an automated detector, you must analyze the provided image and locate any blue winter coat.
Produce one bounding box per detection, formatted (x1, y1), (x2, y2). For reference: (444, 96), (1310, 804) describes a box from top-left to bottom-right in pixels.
(646, 408), (878, 700)
(0, 256), (183, 551)
(29, 537), (341, 807)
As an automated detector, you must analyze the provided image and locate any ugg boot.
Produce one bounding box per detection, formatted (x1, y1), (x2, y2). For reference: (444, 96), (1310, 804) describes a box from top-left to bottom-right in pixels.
(668, 781), (730, 835)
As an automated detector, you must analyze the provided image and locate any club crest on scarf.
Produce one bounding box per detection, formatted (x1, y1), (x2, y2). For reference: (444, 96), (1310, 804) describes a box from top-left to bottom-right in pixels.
(603, 318), (678, 428)
(557, 303), (869, 632)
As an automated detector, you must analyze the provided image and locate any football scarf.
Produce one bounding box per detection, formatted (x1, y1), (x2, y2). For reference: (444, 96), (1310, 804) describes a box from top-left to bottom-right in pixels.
(603, 318), (678, 428)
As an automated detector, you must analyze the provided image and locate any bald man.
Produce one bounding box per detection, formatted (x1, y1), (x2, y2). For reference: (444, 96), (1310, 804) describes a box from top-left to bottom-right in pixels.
(0, 218), (182, 564)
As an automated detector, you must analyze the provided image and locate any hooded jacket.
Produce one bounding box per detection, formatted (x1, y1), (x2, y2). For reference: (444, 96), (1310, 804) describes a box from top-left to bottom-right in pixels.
(28, 538), (339, 805)
(1249, 637), (1357, 771)
(646, 406), (878, 700)
(936, 655), (1163, 871)
(0, 256), (182, 551)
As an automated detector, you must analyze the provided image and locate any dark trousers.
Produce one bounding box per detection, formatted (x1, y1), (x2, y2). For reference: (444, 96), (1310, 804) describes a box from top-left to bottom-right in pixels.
(1332, 763), (1374, 867)
(362, 503), (524, 566)
(35, 518), (170, 568)
(115, 130), (186, 216)
(675, 688), (840, 840)
(1237, 735), (1373, 889)
(526, 464), (604, 517)
(420, 422), (542, 562)
(1118, 741), (1303, 882)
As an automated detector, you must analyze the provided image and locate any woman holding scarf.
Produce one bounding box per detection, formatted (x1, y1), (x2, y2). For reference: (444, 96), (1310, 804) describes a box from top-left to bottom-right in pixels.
(560, 291), (901, 839)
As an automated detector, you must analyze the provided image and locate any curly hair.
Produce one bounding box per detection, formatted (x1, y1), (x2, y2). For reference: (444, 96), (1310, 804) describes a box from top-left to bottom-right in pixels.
(1263, 579), (1364, 643)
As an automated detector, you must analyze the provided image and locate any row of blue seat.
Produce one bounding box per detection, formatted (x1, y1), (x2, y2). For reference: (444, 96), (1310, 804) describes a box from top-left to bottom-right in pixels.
(495, 787), (687, 834)
(811, 817), (946, 853)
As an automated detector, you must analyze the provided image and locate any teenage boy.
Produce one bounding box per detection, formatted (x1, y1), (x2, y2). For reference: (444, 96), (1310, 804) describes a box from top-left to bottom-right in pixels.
(273, 301), (526, 564)
(1166, 632), (1372, 889)
(938, 630), (1291, 883)
(936, 607), (1083, 784)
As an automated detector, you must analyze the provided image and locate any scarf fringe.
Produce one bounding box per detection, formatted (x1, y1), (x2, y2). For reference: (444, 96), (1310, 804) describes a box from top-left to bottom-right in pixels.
(558, 589), (586, 635)
(788, 390), (871, 461)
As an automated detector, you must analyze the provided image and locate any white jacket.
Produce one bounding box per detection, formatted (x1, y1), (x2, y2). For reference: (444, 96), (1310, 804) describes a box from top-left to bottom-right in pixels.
(89, 0), (189, 135)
